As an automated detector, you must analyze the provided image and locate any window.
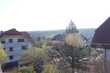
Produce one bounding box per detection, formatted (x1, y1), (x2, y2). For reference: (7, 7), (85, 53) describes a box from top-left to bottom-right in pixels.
(18, 39), (24, 42)
(22, 46), (28, 50)
(9, 47), (13, 51)
(9, 55), (14, 60)
(9, 39), (13, 43)
(1, 40), (5, 44)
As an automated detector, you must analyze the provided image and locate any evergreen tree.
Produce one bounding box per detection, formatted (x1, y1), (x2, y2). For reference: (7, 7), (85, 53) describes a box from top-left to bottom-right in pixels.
(58, 20), (89, 73)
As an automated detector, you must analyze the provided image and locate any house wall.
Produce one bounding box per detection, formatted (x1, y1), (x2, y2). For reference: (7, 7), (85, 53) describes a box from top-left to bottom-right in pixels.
(0, 35), (33, 64)
(106, 49), (110, 60)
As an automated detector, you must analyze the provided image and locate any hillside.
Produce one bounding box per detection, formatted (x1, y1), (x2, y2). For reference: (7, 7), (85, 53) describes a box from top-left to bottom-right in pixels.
(28, 28), (95, 40)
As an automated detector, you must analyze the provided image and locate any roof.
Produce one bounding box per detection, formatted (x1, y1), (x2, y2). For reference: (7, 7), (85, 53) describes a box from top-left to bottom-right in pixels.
(1, 29), (22, 35)
(92, 17), (110, 48)
(0, 28), (33, 43)
(51, 34), (64, 41)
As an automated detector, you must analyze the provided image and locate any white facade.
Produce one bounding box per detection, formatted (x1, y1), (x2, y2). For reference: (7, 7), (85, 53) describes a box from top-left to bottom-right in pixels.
(0, 36), (32, 63)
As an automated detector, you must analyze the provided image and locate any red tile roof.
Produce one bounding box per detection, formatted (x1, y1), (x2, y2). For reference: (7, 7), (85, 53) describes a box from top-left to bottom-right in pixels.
(0, 28), (33, 43)
(1, 29), (22, 35)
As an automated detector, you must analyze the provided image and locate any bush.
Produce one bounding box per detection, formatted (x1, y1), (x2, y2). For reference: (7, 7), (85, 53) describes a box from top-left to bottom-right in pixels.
(19, 66), (33, 73)
(43, 64), (63, 73)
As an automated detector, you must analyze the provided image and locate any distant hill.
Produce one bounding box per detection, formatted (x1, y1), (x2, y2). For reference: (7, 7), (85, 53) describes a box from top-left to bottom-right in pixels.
(79, 28), (95, 40)
(28, 28), (95, 40)
(28, 30), (64, 39)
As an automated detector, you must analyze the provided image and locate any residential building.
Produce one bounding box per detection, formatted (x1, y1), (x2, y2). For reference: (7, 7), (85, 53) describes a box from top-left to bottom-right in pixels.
(92, 17), (110, 73)
(51, 34), (65, 46)
(0, 29), (33, 70)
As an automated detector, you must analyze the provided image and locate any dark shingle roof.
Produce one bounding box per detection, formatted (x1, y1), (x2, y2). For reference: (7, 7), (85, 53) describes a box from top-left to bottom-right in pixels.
(92, 17), (110, 48)
(52, 34), (64, 41)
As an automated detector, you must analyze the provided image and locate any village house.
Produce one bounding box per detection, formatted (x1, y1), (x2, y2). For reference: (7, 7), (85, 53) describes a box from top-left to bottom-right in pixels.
(92, 17), (110, 73)
(0, 28), (34, 71)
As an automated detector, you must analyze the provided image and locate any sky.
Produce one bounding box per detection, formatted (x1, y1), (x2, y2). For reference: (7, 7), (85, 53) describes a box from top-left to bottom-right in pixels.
(0, 0), (110, 31)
